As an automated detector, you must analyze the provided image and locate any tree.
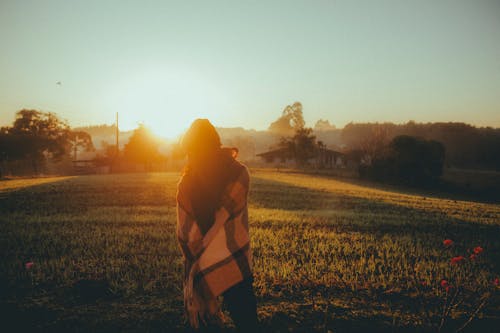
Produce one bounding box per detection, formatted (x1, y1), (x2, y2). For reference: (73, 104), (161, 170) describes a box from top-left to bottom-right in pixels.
(0, 110), (95, 176)
(361, 135), (445, 186)
(67, 131), (94, 160)
(314, 119), (336, 131)
(123, 124), (162, 170)
(341, 121), (500, 170)
(341, 123), (391, 165)
(0, 127), (19, 178)
(390, 135), (445, 184)
(269, 102), (305, 135)
(1, 110), (82, 174)
(278, 127), (317, 166)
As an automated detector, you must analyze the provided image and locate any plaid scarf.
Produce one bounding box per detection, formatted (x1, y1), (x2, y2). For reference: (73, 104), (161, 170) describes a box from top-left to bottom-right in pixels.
(176, 163), (252, 328)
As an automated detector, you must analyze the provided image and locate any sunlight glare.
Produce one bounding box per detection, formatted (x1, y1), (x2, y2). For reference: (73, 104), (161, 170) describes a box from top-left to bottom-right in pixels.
(106, 65), (229, 139)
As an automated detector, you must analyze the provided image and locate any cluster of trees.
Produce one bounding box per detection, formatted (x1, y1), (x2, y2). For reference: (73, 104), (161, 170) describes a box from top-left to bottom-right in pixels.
(93, 123), (168, 172)
(122, 124), (166, 170)
(266, 102), (452, 187)
(277, 128), (319, 165)
(0, 110), (94, 177)
(0, 110), (172, 177)
(341, 122), (500, 170)
(359, 135), (445, 186)
(3, 105), (497, 183)
(74, 124), (134, 151)
(269, 102), (325, 165)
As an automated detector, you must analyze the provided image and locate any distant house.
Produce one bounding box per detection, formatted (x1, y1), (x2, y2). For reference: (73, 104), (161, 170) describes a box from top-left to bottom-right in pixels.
(316, 148), (346, 168)
(256, 147), (348, 169)
(256, 148), (294, 165)
(72, 159), (99, 174)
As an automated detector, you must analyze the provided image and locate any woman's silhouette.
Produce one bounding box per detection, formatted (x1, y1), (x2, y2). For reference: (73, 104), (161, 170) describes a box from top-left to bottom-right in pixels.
(176, 119), (258, 332)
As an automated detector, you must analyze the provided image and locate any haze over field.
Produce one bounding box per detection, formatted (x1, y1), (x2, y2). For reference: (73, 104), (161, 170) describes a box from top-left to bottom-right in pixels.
(1, 0), (500, 138)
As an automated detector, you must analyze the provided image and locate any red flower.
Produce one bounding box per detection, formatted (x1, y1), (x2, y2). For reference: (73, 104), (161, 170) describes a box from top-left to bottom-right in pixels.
(25, 262), (34, 270)
(470, 254), (477, 261)
(451, 256), (465, 265)
(446, 285), (453, 293)
(443, 239), (453, 247)
(440, 279), (449, 288)
(494, 278), (499, 286)
(473, 246), (483, 255)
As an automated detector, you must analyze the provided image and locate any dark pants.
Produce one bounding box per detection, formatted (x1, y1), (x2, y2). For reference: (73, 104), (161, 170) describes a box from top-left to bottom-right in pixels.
(222, 277), (258, 332)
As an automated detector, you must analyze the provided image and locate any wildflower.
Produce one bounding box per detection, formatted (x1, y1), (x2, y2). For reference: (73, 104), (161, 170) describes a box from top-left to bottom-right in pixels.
(443, 239), (453, 247)
(440, 279), (449, 288)
(25, 262), (34, 270)
(494, 278), (499, 286)
(473, 246), (483, 255)
(470, 254), (477, 261)
(451, 256), (465, 265)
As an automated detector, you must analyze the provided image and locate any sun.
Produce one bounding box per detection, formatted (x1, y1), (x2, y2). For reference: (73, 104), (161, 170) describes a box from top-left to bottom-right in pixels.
(146, 113), (194, 141)
(107, 65), (228, 140)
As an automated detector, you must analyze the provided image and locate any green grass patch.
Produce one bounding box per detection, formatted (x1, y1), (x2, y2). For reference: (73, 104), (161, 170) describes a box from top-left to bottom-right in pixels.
(1, 171), (499, 332)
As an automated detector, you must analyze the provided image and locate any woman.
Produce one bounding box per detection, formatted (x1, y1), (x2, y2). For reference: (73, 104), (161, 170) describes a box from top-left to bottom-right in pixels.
(176, 119), (258, 332)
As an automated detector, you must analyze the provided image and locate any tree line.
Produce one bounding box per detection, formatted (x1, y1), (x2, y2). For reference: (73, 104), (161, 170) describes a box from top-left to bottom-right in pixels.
(0, 110), (170, 177)
(340, 121), (500, 171)
(264, 102), (500, 187)
(0, 110), (94, 177)
(2, 106), (498, 183)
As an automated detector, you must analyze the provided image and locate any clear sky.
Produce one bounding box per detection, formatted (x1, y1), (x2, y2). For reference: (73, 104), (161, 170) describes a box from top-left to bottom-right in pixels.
(1, 0), (499, 137)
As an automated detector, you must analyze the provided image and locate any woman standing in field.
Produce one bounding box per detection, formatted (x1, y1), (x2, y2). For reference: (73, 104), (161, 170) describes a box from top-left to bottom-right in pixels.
(176, 119), (258, 332)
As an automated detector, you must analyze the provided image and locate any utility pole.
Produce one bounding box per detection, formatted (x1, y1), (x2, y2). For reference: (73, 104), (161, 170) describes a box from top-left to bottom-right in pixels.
(110, 112), (119, 174)
(116, 112), (119, 156)
(74, 135), (78, 161)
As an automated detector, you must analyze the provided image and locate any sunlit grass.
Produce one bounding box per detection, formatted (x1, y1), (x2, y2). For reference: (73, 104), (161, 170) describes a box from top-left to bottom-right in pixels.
(0, 176), (74, 192)
(0, 171), (499, 331)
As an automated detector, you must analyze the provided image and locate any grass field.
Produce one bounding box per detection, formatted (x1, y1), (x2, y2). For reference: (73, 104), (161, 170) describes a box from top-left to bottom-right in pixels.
(1, 171), (499, 332)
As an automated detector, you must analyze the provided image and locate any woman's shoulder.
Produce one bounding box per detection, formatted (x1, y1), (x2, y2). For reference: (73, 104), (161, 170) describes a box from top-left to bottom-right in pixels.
(229, 160), (249, 187)
(219, 148), (247, 174)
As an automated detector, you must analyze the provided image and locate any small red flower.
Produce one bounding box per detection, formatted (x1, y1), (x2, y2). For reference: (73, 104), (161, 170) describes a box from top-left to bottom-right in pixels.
(440, 279), (449, 288)
(494, 278), (499, 286)
(473, 246), (483, 255)
(443, 239), (453, 247)
(470, 254), (477, 261)
(445, 285), (453, 293)
(451, 256), (465, 265)
(25, 262), (34, 270)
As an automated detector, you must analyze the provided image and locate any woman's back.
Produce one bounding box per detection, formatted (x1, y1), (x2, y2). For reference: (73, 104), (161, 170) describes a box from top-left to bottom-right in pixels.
(176, 119), (258, 331)
(180, 148), (243, 235)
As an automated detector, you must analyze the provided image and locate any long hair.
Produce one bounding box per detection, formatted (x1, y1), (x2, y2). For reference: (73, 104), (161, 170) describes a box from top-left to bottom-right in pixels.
(180, 119), (240, 234)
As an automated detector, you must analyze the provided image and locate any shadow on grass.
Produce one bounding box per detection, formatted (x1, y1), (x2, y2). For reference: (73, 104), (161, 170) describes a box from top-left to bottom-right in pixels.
(250, 176), (500, 272)
(1, 174), (499, 332)
(0, 173), (175, 216)
(3, 295), (499, 333)
(249, 177), (500, 331)
(272, 169), (500, 204)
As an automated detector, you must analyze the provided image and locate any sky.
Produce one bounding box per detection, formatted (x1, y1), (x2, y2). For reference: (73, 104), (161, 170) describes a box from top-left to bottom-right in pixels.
(1, 0), (499, 138)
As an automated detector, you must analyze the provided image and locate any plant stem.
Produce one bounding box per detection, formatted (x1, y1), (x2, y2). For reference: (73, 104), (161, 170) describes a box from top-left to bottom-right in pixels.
(455, 294), (489, 333)
(438, 291), (449, 333)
